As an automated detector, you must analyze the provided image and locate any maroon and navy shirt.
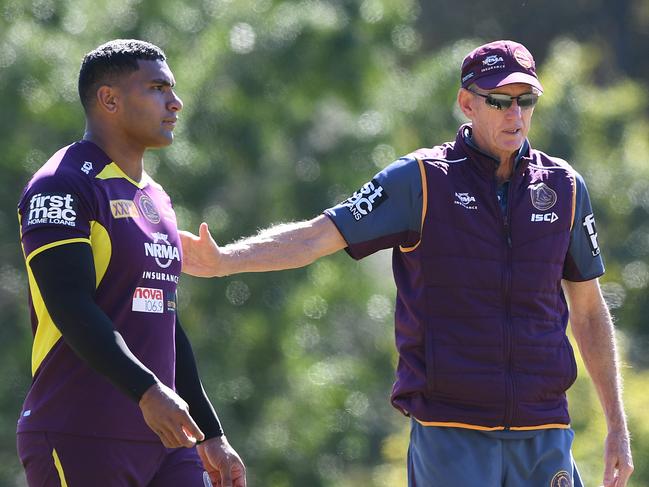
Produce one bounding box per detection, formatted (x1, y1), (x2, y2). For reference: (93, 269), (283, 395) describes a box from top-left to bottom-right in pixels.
(324, 131), (604, 433)
(325, 139), (603, 281)
(17, 141), (181, 441)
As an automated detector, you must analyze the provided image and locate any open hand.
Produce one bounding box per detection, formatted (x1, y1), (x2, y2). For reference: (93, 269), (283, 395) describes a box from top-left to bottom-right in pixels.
(179, 222), (223, 277)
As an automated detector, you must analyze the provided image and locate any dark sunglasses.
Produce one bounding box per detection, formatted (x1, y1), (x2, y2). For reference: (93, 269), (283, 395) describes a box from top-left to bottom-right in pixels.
(467, 88), (539, 110)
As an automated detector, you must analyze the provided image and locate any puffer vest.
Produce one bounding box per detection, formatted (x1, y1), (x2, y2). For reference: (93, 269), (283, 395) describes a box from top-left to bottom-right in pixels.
(390, 125), (578, 430)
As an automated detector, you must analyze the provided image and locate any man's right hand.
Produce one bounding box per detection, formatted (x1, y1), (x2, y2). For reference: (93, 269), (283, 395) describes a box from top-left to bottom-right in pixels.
(179, 222), (223, 277)
(139, 382), (205, 448)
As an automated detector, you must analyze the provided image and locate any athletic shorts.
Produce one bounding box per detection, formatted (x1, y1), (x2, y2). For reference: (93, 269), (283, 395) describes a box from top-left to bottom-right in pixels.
(407, 419), (584, 487)
(17, 431), (212, 487)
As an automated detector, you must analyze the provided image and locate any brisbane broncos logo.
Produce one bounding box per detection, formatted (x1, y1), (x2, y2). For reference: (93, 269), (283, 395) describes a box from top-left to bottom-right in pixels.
(529, 182), (557, 211)
(550, 470), (571, 487)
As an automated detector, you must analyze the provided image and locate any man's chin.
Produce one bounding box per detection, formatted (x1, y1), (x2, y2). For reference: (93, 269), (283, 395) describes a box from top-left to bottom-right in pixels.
(149, 134), (175, 148)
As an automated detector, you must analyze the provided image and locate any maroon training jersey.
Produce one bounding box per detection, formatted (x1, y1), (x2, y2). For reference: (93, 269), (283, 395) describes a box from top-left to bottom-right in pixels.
(17, 140), (181, 441)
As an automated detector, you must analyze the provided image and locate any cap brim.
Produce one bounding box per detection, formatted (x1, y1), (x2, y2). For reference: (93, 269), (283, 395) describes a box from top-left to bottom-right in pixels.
(474, 72), (544, 93)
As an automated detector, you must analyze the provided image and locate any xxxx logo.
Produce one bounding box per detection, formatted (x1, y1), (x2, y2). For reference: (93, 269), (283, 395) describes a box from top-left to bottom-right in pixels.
(110, 200), (140, 219)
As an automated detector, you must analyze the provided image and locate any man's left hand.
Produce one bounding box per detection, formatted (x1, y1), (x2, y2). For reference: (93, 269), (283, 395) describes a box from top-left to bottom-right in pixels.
(197, 435), (246, 487)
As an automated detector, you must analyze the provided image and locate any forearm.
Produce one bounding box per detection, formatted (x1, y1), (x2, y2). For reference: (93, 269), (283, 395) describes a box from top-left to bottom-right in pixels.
(175, 318), (223, 440)
(219, 216), (345, 276)
(30, 243), (158, 401)
(568, 287), (628, 431)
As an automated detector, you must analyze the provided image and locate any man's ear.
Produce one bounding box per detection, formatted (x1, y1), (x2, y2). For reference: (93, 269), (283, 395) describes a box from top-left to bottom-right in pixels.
(457, 88), (475, 120)
(96, 85), (119, 114)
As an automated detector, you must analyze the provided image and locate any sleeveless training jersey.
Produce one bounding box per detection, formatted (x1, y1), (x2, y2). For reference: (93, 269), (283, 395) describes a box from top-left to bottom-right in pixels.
(17, 140), (181, 441)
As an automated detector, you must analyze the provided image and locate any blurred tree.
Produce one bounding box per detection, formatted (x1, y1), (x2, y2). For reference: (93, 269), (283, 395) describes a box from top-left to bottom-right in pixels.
(0, 1), (647, 486)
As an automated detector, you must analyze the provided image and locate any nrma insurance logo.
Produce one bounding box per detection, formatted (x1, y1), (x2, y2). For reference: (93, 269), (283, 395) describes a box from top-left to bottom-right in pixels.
(27, 193), (77, 227)
(342, 179), (388, 221)
(145, 232), (180, 269)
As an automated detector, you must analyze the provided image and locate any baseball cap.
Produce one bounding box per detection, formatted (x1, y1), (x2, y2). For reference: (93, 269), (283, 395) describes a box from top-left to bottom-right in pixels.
(460, 40), (543, 93)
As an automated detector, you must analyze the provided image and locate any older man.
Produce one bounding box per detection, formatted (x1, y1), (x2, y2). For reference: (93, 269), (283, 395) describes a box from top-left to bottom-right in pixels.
(181, 40), (633, 486)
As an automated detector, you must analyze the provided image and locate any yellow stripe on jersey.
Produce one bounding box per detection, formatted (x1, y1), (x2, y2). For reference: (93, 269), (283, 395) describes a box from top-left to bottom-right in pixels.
(90, 220), (111, 284)
(95, 161), (148, 189)
(400, 156), (428, 253)
(415, 418), (570, 431)
(24, 238), (91, 376)
(52, 448), (69, 487)
(26, 221), (112, 375)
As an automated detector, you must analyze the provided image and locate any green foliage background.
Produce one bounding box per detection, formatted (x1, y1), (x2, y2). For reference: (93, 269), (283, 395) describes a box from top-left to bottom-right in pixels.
(1, 0), (648, 485)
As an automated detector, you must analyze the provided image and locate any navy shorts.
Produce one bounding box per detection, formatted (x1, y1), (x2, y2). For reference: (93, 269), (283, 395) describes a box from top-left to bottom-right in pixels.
(17, 431), (211, 487)
(408, 420), (583, 487)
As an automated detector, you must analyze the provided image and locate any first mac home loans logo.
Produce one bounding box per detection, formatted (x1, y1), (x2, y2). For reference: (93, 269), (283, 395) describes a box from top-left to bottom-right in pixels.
(343, 179), (388, 221)
(27, 193), (77, 227)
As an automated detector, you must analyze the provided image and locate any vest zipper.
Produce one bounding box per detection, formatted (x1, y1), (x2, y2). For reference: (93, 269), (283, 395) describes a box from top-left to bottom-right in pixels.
(495, 177), (515, 429)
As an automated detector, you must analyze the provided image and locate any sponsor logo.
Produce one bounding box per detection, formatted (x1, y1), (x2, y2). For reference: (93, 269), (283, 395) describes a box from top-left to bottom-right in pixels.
(142, 270), (179, 283)
(529, 166), (550, 184)
(461, 71), (475, 83)
(166, 292), (177, 313)
(454, 192), (478, 210)
(550, 470), (571, 487)
(531, 212), (558, 223)
(203, 471), (213, 487)
(529, 182), (557, 211)
(582, 213), (600, 256)
(81, 161), (93, 174)
(138, 193), (160, 224)
(513, 47), (533, 69)
(483, 55), (504, 66)
(110, 199), (140, 219)
(132, 286), (163, 313)
(342, 179), (388, 221)
(145, 232), (181, 269)
(27, 193), (77, 227)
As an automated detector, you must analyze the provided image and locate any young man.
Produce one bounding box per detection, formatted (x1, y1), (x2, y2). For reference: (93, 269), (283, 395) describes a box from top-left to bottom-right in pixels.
(180, 40), (633, 486)
(17, 39), (245, 487)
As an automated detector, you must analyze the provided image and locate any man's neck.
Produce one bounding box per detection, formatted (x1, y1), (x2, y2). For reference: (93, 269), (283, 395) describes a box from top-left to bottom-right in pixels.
(495, 155), (516, 185)
(83, 126), (145, 182)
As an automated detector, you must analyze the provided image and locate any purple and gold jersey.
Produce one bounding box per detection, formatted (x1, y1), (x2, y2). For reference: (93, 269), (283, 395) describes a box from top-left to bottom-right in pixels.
(17, 141), (181, 441)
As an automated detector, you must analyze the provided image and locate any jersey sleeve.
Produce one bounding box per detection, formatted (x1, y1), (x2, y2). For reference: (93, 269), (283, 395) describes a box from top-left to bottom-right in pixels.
(324, 157), (423, 260)
(563, 171), (605, 281)
(18, 170), (95, 261)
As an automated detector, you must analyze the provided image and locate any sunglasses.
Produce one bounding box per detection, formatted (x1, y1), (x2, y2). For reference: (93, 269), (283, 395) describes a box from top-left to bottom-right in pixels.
(467, 88), (539, 110)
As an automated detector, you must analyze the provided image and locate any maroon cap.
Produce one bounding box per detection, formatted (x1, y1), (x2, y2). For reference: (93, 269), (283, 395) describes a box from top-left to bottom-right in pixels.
(460, 40), (543, 92)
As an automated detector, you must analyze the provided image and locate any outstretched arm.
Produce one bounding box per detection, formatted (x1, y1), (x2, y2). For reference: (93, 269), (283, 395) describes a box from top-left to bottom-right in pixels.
(179, 214), (347, 277)
(562, 278), (634, 487)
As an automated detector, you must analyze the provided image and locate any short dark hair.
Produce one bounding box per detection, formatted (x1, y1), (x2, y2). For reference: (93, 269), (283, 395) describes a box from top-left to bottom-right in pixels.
(78, 39), (166, 112)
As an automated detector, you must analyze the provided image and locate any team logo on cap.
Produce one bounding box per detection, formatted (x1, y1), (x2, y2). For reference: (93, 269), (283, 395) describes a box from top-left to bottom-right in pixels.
(513, 47), (533, 69)
(483, 55), (504, 67)
(550, 470), (571, 487)
(529, 182), (557, 211)
(138, 193), (160, 224)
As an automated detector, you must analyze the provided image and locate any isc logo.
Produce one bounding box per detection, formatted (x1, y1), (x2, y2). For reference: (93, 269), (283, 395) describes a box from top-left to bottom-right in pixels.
(531, 212), (558, 223)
